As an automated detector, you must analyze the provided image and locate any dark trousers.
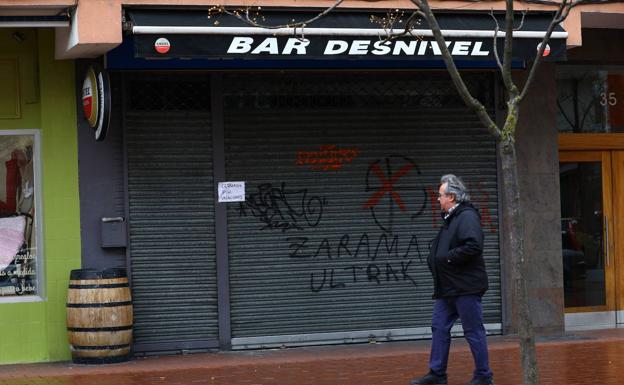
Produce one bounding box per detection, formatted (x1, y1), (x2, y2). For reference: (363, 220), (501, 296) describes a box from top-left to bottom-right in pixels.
(429, 294), (493, 379)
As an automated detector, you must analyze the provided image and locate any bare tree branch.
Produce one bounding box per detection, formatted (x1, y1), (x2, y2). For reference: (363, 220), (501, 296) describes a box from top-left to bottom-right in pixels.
(410, 0), (502, 140)
(515, 10), (528, 32)
(209, 0), (345, 31)
(493, 7), (525, 85)
(520, 0), (623, 5)
(489, 10), (505, 73)
(370, 9), (415, 41)
(502, 0), (516, 97)
(518, 0), (571, 101)
(556, 98), (576, 129)
(579, 97), (596, 130)
(402, 10), (426, 37)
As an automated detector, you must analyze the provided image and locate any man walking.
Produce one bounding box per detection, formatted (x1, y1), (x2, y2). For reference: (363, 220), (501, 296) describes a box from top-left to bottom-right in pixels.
(412, 174), (494, 385)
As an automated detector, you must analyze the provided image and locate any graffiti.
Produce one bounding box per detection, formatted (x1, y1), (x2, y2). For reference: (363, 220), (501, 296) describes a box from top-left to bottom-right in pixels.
(471, 181), (497, 233)
(296, 145), (359, 171)
(287, 233), (422, 261)
(364, 161), (414, 212)
(237, 159), (499, 294)
(309, 261), (417, 292)
(427, 186), (441, 229)
(286, 232), (424, 292)
(239, 182), (328, 232)
(364, 156), (427, 234)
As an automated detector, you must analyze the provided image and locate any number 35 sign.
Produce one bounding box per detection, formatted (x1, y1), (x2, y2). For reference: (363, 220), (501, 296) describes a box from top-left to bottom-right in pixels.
(601, 92), (618, 107)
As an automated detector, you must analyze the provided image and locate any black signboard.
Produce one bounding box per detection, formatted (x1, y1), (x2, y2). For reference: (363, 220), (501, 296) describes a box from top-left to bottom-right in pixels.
(127, 9), (567, 62)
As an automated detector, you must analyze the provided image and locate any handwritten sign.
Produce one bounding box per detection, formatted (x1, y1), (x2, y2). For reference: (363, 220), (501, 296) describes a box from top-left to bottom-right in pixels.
(218, 181), (245, 202)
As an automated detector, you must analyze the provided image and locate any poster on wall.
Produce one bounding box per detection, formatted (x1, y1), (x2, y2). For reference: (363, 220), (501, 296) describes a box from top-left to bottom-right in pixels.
(0, 134), (37, 296)
(218, 181), (245, 202)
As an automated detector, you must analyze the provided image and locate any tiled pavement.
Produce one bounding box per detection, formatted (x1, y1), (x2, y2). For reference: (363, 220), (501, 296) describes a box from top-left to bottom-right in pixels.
(1, 329), (623, 385)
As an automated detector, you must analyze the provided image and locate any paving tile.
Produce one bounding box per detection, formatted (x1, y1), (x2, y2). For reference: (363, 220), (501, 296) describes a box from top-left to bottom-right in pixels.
(0, 329), (624, 385)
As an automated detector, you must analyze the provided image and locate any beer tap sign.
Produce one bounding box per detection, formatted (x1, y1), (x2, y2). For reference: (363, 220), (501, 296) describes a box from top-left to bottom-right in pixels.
(82, 65), (111, 141)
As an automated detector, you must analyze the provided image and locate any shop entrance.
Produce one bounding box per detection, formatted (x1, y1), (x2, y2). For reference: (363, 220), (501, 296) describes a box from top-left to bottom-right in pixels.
(559, 147), (624, 329)
(122, 73), (219, 353)
(119, 70), (502, 352)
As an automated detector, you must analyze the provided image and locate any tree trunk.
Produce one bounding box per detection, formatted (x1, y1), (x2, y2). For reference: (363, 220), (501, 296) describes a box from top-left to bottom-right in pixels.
(499, 134), (540, 385)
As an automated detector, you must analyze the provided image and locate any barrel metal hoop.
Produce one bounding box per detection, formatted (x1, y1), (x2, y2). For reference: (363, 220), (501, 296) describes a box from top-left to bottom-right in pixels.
(72, 355), (130, 364)
(70, 268), (127, 280)
(67, 325), (133, 332)
(66, 301), (133, 308)
(72, 344), (131, 350)
(68, 283), (129, 289)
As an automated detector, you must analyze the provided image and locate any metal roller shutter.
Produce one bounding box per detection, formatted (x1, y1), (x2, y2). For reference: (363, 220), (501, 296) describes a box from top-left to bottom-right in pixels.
(124, 75), (218, 352)
(223, 72), (501, 348)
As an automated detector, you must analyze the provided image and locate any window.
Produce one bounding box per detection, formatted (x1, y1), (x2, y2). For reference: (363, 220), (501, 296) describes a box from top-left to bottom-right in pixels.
(557, 66), (624, 133)
(0, 131), (40, 298)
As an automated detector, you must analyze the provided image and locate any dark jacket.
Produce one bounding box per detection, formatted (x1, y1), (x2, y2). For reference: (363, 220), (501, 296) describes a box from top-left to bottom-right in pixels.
(427, 202), (488, 298)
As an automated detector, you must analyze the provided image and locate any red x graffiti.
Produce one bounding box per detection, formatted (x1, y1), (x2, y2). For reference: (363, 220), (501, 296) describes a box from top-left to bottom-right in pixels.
(363, 163), (414, 212)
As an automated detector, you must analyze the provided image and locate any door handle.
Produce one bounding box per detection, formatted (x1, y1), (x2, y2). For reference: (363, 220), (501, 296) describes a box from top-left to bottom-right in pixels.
(102, 216), (125, 223)
(604, 215), (610, 267)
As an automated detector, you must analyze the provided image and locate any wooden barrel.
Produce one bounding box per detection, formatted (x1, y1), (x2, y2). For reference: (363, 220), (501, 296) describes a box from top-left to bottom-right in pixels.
(66, 268), (133, 364)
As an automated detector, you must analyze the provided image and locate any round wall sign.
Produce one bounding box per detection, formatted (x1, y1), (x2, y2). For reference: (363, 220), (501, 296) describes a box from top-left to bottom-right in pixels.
(537, 43), (551, 57)
(81, 65), (111, 141)
(82, 68), (98, 127)
(154, 37), (171, 54)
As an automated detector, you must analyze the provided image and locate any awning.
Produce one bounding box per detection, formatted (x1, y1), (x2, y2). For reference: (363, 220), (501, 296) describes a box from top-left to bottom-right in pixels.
(0, 15), (70, 28)
(126, 8), (567, 62)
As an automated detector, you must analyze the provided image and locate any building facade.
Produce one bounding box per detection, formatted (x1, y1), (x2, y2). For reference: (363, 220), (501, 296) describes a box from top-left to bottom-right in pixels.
(1, 0), (623, 363)
(0, 22), (80, 363)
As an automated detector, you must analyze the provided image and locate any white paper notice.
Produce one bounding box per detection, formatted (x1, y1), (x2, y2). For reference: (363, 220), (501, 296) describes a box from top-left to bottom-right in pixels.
(218, 181), (245, 202)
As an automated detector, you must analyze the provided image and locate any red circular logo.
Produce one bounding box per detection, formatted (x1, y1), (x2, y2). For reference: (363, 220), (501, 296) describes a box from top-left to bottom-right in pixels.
(537, 43), (551, 57)
(155, 38), (171, 54)
(82, 68), (98, 127)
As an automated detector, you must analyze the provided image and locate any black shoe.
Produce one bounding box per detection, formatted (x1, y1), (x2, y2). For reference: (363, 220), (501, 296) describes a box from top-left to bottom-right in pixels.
(466, 377), (494, 385)
(411, 370), (448, 385)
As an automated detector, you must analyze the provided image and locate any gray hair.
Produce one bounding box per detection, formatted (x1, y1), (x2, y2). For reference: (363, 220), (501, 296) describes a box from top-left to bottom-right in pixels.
(440, 174), (470, 203)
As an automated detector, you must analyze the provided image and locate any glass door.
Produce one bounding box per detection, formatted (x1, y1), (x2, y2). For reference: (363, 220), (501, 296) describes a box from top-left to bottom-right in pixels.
(559, 151), (617, 328)
(611, 151), (624, 325)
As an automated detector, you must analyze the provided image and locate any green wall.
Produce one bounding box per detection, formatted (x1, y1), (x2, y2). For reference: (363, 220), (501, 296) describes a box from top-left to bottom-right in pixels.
(0, 29), (80, 363)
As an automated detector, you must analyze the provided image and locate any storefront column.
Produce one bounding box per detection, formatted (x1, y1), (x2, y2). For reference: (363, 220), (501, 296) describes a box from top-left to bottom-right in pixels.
(211, 74), (232, 348)
(502, 63), (565, 334)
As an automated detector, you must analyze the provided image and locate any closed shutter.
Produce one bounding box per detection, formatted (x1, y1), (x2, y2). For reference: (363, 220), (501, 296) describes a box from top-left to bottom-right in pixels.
(223, 73), (500, 347)
(124, 74), (218, 352)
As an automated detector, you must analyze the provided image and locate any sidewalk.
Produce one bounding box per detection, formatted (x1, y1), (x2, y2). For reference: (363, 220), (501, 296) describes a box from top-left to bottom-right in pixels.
(1, 328), (623, 385)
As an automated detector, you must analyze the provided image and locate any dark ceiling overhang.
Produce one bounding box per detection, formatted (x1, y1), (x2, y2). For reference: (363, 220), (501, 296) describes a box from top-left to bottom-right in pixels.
(0, 14), (70, 28)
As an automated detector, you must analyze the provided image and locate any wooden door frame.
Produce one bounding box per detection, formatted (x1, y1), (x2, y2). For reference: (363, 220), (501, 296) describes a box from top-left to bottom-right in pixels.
(611, 152), (624, 317)
(559, 133), (624, 151)
(559, 150), (616, 313)
(559, 133), (624, 316)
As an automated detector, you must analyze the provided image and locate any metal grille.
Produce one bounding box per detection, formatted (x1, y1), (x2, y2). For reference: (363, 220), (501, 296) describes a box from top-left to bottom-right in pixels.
(124, 75), (218, 352)
(127, 74), (211, 111)
(223, 72), (493, 110)
(223, 72), (500, 345)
